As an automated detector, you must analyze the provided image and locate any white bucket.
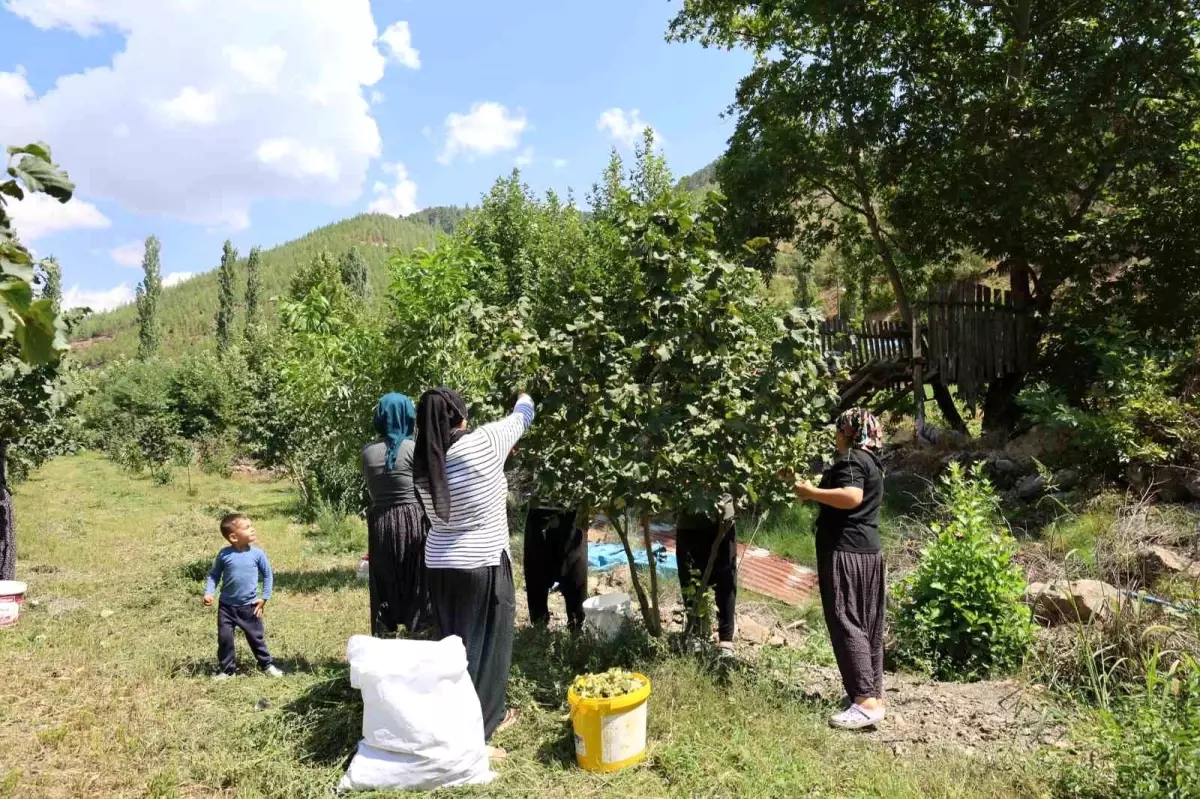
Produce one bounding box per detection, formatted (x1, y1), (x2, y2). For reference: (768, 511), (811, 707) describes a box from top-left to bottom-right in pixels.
(0, 580), (27, 628)
(582, 593), (632, 641)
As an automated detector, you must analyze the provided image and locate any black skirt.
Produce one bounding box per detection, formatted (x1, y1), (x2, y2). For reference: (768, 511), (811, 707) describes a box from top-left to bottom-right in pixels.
(367, 502), (429, 635)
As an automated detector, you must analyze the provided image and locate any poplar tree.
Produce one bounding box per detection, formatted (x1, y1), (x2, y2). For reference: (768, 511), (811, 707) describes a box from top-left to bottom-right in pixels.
(135, 236), (162, 360)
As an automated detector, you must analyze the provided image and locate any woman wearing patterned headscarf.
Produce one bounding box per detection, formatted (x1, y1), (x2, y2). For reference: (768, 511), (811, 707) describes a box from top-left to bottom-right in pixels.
(791, 407), (887, 729)
(361, 393), (428, 636)
(413, 387), (535, 742)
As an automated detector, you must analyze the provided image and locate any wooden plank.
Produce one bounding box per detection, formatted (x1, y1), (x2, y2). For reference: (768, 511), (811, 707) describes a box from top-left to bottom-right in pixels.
(982, 285), (994, 380)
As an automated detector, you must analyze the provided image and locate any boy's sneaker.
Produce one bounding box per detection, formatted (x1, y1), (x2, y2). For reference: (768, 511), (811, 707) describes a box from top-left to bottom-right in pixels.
(263, 665), (285, 678)
(212, 672), (235, 681)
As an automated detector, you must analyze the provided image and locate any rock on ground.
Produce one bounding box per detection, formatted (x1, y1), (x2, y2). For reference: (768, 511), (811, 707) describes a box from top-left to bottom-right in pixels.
(1024, 579), (1122, 625)
(1138, 544), (1192, 585)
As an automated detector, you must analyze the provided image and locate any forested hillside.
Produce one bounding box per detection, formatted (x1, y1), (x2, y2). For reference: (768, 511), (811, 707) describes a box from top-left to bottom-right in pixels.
(70, 213), (444, 364)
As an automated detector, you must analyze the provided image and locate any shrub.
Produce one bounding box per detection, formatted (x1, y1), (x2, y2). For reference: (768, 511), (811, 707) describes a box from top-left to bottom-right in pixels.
(1021, 319), (1200, 472)
(1057, 652), (1200, 799)
(891, 462), (1033, 681)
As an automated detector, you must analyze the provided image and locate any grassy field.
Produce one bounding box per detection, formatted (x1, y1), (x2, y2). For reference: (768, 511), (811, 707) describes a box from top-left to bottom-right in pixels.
(2, 454), (1044, 798)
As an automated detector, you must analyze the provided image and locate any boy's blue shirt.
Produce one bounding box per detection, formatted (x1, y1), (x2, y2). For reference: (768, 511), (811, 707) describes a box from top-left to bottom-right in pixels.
(204, 545), (274, 606)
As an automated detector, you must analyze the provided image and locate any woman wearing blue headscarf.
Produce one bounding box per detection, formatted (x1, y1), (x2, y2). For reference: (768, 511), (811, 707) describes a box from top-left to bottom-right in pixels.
(362, 393), (428, 635)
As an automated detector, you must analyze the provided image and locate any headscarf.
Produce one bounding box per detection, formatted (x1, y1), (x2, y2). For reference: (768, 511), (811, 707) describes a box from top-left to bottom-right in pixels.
(836, 407), (883, 451)
(412, 387), (469, 521)
(372, 393), (417, 471)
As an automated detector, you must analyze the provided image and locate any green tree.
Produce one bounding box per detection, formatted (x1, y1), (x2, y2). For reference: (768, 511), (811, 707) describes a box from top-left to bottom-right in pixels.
(214, 240), (238, 354)
(135, 236), (162, 360)
(490, 184), (838, 635)
(670, 0), (1200, 432)
(338, 247), (370, 301)
(0, 142), (73, 365)
(0, 310), (86, 579)
(39, 256), (62, 313)
(243, 246), (263, 333)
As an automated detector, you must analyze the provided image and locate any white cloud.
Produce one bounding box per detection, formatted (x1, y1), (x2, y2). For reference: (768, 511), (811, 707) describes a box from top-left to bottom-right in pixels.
(515, 147), (535, 168)
(370, 90), (385, 106)
(163, 270), (194, 287)
(225, 45), (287, 91)
(110, 240), (144, 267)
(367, 161), (418, 217)
(255, 138), (340, 181)
(7, 191), (111, 241)
(378, 21), (420, 70)
(162, 86), (219, 126)
(63, 282), (134, 312)
(0, 0), (391, 231)
(552, 157), (568, 170)
(439, 102), (527, 165)
(597, 108), (661, 149)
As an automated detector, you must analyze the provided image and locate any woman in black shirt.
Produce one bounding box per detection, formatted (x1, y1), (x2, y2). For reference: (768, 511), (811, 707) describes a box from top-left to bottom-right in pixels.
(791, 408), (886, 729)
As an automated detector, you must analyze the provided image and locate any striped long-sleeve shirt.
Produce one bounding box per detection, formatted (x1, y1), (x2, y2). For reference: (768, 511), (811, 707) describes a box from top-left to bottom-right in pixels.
(419, 394), (536, 570)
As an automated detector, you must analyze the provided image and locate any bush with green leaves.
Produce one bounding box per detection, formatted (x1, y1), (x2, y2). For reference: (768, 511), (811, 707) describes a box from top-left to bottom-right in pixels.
(891, 463), (1033, 681)
(1057, 652), (1200, 799)
(81, 353), (245, 481)
(1021, 319), (1199, 473)
(272, 255), (385, 518)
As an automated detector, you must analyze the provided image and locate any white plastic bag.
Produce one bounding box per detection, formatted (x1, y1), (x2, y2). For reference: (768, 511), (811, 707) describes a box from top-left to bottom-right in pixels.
(337, 635), (496, 792)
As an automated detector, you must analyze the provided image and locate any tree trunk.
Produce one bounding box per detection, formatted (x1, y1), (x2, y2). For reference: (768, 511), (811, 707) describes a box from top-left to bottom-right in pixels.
(931, 379), (968, 434)
(0, 439), (14, 581)
(611, 511), (660, 636)
(982, 264), (1041, 434)
(640, 516), (661, 634)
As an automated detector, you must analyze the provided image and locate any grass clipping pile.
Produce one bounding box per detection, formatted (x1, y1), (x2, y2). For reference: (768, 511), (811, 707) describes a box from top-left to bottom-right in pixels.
(572, 668), (646, 700)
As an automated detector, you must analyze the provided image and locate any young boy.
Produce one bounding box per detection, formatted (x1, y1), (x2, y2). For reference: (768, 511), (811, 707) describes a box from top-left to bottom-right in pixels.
(203, 513), (283, 679)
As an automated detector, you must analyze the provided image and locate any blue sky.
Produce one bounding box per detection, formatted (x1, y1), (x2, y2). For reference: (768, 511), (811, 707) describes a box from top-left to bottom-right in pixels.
(0, 0), (751, 310)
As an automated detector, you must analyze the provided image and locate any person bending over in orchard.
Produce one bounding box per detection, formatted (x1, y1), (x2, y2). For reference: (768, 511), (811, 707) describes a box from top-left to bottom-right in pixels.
(362, 393), (430, 636)
(791, 408), (886, 729)
(676, 493), (738, 657)
(412, 387), (535, 743)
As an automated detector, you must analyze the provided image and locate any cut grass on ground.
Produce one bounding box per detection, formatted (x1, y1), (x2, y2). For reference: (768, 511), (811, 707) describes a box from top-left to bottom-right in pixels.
(3, 453), (1043, 798)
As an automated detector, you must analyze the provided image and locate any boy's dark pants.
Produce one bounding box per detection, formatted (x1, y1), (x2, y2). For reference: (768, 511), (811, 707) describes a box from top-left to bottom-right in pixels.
(217, 601), (273, 673)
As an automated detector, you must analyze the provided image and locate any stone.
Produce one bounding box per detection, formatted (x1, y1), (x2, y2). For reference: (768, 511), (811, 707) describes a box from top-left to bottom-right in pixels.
(1053, 469), (1080, 490)
(736, 616), (772, 645)
(983, 455), (1020, 488)
(1139, 545), (1190, 582)
(99, 609), (114, 619)
(768, 633), (787, 647)
(1024, 580), (1122, 625)
(1016, 474), (1047, 501)
(1185, 473), (1200, 502)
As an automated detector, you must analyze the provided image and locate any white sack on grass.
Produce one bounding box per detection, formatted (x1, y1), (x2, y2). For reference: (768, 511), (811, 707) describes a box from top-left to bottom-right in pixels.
(337, 635), (496, 792)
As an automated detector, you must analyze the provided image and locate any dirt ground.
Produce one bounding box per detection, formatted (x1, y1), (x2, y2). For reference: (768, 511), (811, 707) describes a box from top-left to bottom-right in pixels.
(520, 561), (1059, 761)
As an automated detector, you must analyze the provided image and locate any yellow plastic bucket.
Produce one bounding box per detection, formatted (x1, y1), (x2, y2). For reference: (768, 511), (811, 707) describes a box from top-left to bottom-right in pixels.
(567, 673), (651, 773)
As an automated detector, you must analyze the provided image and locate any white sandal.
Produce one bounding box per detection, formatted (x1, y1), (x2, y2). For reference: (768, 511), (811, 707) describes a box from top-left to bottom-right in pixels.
(829, 703), (885, 730)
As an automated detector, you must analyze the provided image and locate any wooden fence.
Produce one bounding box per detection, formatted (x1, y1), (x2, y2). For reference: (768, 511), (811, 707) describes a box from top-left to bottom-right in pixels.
(818, 282), (1032, 410)
(924, 283), (1030, 408)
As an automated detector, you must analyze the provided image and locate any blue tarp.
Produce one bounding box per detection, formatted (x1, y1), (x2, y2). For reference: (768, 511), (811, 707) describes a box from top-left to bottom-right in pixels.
(587, 542), (678, 574)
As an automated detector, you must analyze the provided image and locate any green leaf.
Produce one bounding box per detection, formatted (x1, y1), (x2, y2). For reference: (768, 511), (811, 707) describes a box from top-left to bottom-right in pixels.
(0, 180), (24, 201)
(10, 154), (74, 203)
(7, 142), (52, 162)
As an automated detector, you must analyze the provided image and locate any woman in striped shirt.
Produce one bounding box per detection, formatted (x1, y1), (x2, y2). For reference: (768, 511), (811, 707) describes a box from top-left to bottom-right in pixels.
(412, 387), (535, 741)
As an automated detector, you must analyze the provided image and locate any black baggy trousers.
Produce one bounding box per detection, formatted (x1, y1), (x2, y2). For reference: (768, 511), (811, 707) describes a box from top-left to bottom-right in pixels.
(523, 506), (588, 631)
(427, 552), (516, 741)
(676, 518), (738, 643)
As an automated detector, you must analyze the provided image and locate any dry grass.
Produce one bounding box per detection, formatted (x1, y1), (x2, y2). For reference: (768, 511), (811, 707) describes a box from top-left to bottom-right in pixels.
(2, 453), (1045, 798)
